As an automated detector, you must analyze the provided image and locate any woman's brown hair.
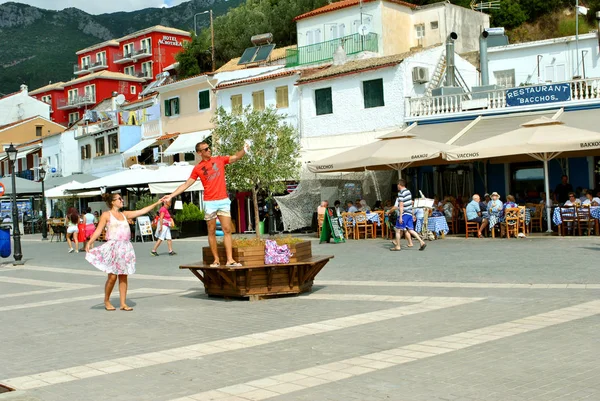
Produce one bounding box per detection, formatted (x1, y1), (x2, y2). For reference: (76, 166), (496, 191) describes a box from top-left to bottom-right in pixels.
(102, 193), (117, 209)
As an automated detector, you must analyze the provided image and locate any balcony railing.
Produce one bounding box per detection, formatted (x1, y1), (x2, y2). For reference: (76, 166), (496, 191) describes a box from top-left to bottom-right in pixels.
(286, 32), (378, 67)
(132, 47), (152, 60)
(406, 77), (600, 119)
(135, 70), (153, 80)
(89, 60), (108, 71)
(114, 51), (134, 64)
(74, 64), (90, 74)
(56, 95), (96, 110)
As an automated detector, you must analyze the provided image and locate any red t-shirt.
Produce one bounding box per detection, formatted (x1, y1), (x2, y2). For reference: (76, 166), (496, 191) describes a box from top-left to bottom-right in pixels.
(190, 156), (230, 201)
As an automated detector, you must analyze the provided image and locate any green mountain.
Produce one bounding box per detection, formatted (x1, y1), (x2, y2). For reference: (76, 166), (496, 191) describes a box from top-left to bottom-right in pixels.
(0, 0), (242, 95)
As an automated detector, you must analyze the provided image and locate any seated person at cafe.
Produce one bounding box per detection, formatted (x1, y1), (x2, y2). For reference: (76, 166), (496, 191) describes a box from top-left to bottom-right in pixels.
(503, 195), (517, 214)
(539, 192), (552, 207)
(333, 200), (343, 216)
(442, 196), (454, 222)
(346, 200), (358, 213)
(383, 200), (393, 211)
(466, 194), (489, 238)
(487, 192), (503, 216)
(582, 192), (600, 206)
(317, 200), (329, 215)
(564, 192), (581, 207)
(479, 193), (490, 213)
(372, 200), (383, 211)
(579, 189), (590, 204)
(358, 199), (371, 212)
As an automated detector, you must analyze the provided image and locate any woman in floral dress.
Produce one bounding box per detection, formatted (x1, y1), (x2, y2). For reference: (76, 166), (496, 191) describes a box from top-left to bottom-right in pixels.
(85, 193), (161, 311)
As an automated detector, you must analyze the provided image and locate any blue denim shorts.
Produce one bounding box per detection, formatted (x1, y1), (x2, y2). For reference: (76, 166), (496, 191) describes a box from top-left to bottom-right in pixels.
(395, 214), (414, 231)
(204, 198), (231, 221)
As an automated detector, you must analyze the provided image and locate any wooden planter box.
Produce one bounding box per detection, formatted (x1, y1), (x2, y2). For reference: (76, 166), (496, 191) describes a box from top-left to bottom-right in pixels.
(182, 241), (332, 300)
(201, 241), (312, 265)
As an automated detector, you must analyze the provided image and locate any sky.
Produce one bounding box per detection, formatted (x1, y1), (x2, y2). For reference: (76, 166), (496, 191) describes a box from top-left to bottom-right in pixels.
(0, 0), (190, 14)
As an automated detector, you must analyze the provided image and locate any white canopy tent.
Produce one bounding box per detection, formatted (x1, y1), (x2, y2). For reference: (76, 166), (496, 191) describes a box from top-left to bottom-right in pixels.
(444, 117), (600, 229)
(45, 181), (101, 198)
(122, 139), (157, 157)
(163, 130), (212, 155)
(68, 164), (204, 193)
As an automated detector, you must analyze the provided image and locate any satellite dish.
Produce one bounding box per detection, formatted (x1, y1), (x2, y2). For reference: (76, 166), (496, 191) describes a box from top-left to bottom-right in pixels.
(115, 94), (126, 105)
(358, 24), (370, 36)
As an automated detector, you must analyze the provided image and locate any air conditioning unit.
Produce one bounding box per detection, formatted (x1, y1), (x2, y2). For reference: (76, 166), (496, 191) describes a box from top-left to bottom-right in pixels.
(412, 66), (429, 84)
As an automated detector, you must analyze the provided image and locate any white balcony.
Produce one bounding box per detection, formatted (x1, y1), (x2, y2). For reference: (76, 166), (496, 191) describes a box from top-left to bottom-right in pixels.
(74, 64), (91, 75)
(114, 51), (134, 64)
(135, 69), (153, 81)
(57, 95), (96, 110)
(88, 60), (108, 72)
(132, 46), (152, 60)
(406, 77), (600, 121)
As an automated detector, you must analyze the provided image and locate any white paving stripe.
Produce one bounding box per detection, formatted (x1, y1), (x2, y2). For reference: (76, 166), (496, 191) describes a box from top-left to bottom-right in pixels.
(0, 288), (185, 312)
(0, 296), (482, 390)
(0, 276), (94, 289)
(3, 267), (598, 288)
(169, 300), (600, 401)
(0, 287), (95, 299)
(317, 280), (600, 289)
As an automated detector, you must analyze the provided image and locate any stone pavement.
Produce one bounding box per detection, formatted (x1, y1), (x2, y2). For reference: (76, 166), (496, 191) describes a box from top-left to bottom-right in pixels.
(1, 234), (600, 401)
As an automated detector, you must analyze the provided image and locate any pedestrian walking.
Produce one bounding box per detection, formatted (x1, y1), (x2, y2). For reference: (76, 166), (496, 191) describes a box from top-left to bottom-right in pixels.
(82, 207), (96, 251)
(85, 193), (161, 311)
(151, 198), (176, 256)
(65, 207), (80, 253)
(160, 140), (250, 267)
(386, 179), (427, 251)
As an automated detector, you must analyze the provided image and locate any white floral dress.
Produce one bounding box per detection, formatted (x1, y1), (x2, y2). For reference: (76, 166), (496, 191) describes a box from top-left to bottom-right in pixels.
(85, 212), (136, 275)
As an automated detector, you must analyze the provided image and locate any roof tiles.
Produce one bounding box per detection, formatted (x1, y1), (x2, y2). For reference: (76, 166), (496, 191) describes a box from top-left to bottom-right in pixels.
(294, 0), (416, 21)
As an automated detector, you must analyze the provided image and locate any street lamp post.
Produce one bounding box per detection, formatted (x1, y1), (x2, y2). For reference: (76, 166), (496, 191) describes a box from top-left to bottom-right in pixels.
(40, 167), (48, 240)
(193, 10), (215, 72)
(6, 143), (23, 264)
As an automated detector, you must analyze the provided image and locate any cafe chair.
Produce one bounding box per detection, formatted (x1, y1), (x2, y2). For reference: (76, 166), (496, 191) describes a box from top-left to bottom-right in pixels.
(559, 206), (577, 236)
(500, 208), (520, 238)
(530, 204), (544, 232)
(341, 212), (356, 240)
(317, 214), (325, 238)
(577, 205), (596, 236)
(354, 212), (374, 239)
(463, 208), (480, 238)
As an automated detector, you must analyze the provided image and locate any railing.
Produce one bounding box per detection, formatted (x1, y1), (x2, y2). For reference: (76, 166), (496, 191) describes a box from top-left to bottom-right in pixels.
(56, 95), (96, 110)
(135, 70), (152, 80)
(406, 77), (600, 118)
(132, 46), (152, 58)
(89, 60), (108, 70)
(142, 119), (160, 138)
(286, 32), (378, 67)
(114, 51), (134, 63)
(73, 64), (90, 74)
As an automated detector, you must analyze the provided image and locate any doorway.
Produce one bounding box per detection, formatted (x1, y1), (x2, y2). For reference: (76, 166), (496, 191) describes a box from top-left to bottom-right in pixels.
(510, 162), (544, 202)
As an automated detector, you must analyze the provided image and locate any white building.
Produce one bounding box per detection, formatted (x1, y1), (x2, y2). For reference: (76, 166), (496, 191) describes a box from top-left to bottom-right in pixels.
(42, 129), (79, 178)
(297, 46), (477, 154)
(290, 0), (489, 68)
(0, 85), (51, 126)
(487, 33), (600, 88)
(215, 68), (301, 130)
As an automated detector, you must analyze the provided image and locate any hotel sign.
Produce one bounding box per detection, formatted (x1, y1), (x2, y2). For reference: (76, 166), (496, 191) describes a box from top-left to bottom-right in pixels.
(506, 83), (571, 107)
(158, 35), (183, 47)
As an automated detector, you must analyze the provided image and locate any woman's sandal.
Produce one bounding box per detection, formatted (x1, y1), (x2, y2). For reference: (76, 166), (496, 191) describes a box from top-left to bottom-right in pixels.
(105, 306), (116, 311)
(120, 306), (133, 311)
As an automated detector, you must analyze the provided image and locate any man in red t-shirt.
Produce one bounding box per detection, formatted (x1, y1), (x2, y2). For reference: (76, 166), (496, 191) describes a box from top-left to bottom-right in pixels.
(161, 140), (249, 267)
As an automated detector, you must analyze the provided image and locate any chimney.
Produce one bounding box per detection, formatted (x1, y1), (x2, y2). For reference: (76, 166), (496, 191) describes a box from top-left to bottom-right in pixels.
(479, 30), (489, 86)
(20, 84), (28, 94)
(444, 32), (458, 87)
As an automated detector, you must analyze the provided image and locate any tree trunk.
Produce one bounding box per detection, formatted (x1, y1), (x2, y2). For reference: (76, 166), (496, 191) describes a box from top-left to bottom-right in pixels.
(252, 187), (260, 238)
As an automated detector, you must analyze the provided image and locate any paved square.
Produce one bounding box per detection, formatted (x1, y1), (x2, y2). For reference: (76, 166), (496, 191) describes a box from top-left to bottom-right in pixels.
(1, 235), (599, 401)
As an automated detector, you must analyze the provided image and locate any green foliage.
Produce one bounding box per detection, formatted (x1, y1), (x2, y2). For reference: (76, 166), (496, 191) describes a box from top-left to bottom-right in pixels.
(491, 0), (528, 29)
(174, 203), (205, 224)
(175, 31), (212, 79)
(557, 16), (592, 38)
(134, 194), (159, 217)
(212, 106), (301, 195)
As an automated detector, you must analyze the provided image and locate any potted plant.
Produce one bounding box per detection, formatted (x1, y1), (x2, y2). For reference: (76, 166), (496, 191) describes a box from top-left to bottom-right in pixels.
(174, 203), (206, 238)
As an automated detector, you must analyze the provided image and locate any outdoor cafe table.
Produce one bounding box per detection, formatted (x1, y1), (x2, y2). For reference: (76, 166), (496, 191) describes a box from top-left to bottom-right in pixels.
(415, 215), (449, 236)
(552, 206), (600, 226)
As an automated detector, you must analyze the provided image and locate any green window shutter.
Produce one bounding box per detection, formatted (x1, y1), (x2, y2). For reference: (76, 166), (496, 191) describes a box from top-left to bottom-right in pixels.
(315, 87), (333, 115)
(164, 99), (171, 117)
(363, 78), (384, 108)
(174, 98), (180, 115)
(199, 90), (210, 110)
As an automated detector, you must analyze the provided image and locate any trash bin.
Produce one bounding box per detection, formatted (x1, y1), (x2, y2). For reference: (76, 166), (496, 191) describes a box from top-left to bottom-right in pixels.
(0, 226), (11, 258)
(258, 221), (265, 235)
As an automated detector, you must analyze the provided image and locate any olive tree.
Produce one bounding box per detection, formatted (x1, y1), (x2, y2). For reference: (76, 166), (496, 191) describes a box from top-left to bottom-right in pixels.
(212, 106), (301, 237)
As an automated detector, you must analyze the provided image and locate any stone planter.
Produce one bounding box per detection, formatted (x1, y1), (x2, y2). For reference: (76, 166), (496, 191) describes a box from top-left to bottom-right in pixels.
(201, 240), (312, 266)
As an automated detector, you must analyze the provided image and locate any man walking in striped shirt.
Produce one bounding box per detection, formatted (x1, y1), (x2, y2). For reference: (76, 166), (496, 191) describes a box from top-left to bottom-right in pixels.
(386, 179), (426, 251)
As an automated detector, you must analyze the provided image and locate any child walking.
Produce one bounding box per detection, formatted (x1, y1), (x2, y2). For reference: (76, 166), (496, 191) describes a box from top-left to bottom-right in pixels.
(85, 193), (161, 311)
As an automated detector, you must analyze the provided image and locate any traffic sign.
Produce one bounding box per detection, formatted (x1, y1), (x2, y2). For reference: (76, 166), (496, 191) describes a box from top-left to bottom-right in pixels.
(0, 183), (5, 197)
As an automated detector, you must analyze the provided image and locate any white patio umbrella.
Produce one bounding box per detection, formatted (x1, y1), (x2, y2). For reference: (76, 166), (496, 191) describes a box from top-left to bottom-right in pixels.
(444, 117), (600, 229)
(307, 134), (457, 178)
(45, 181), (100, 198)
